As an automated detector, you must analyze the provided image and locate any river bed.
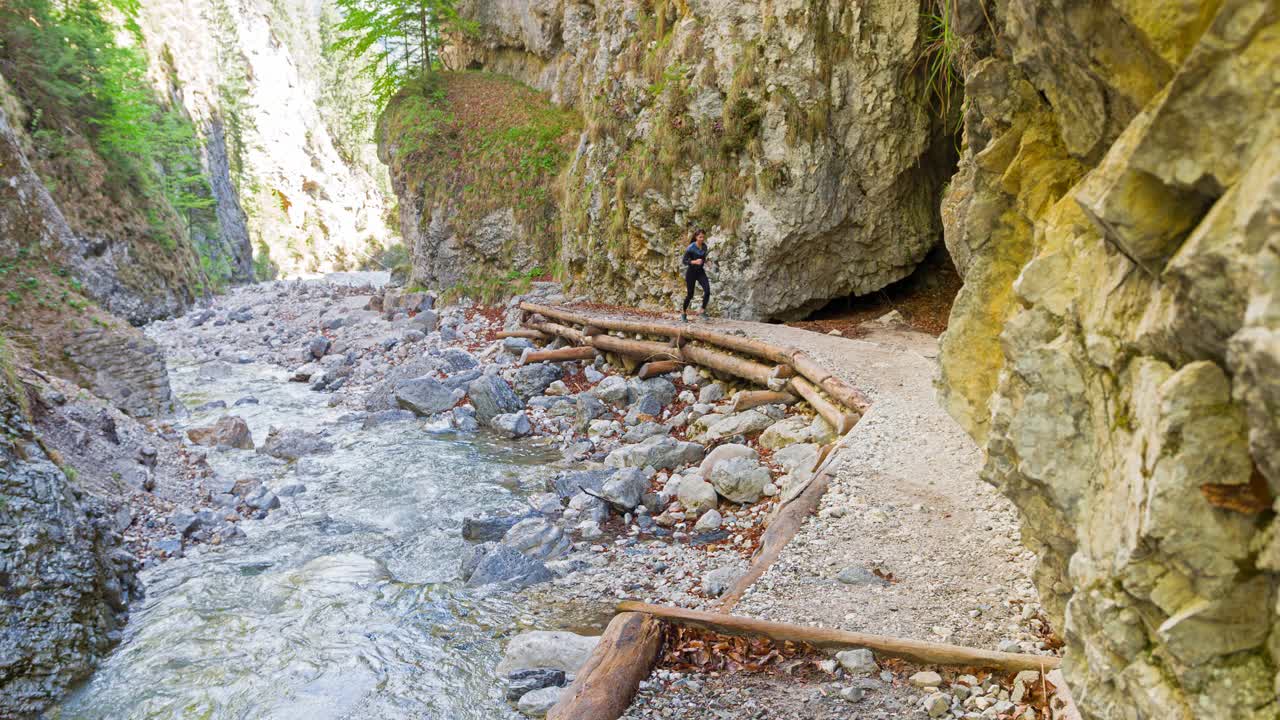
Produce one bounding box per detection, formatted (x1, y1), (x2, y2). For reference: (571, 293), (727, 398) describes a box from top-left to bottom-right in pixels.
(55, 360), (567, 719)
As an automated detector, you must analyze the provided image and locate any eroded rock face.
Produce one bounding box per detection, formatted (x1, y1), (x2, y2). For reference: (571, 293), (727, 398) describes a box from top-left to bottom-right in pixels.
(937, 2), (1280, 718)
(426, 0), (952, 319)
(0, 390), (142, 717)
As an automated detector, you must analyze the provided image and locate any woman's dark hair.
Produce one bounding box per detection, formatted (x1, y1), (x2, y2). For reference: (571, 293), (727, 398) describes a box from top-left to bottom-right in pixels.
(689, 227), (706, 243)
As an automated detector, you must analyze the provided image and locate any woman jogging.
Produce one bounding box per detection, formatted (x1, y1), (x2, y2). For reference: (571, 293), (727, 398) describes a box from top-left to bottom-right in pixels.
(681, 227), (710, 322)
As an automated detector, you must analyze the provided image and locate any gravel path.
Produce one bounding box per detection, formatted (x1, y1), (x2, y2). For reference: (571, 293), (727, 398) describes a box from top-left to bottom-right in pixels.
(568, 312), (1054, 719)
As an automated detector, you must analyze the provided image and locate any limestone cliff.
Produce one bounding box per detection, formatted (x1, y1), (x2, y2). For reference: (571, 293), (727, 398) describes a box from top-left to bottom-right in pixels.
(136, 0), (395, 277)
(397, 0), (954, 319)
(937, 1), (1279, 718)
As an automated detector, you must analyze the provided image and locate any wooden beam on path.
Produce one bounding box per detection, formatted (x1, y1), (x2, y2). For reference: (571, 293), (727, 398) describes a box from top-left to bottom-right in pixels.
(638, 360), (683, 379)
(523, 346), (598, 364)
(731, 390), (798, 412)
(496, 329), (547, 340)
(526, 321), (585, 346)
(718, 465), (830, 610)
(789, 377), (859, 434)
(680, 344), (775, 387)
(616, 602), (1061, 673)
(787, 351), (871, 412)
(546, 612), (664, 720)
(589, 334), (680, 362)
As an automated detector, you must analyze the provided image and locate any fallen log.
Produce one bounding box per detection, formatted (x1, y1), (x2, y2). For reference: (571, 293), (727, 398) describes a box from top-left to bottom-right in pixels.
(546, 612), (664, 720)
(616, 602), (1061, 673)
(496, 329), (547, 340)
(789, 377), (859, 434)
(787, 351), (871, 412)
(731, 390), (798, 412)
(718, 466), (830, 610)
(523, 346), (598, 364)
(680, 344), (775, 387)
(589, 334), (680, 362)
(638, 360), (683, 379)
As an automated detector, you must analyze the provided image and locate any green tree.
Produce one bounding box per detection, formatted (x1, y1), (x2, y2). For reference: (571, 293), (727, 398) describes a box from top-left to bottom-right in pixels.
(328, 0), (474, 108)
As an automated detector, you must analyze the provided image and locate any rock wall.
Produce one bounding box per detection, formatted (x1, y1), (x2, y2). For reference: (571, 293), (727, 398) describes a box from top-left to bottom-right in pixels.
(428, 0), (953, 319)
(0, 386), (143, 718)
(936, 1), (1279, 718)
(136, 0), (395, 277)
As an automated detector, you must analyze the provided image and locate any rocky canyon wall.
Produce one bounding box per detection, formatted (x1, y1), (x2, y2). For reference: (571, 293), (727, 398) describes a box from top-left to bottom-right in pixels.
(937, 1), (1279, 718)
(136, 0), (395, 277)
(397, 0), (955, 319)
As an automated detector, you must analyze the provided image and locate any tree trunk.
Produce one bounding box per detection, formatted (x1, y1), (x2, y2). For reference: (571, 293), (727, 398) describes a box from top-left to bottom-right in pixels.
(546, 612), (664, 720)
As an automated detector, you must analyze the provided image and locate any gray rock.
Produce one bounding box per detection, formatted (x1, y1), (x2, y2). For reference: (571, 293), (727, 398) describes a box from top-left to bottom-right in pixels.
(194, 399), (228, 412)
(701, 566), (741, 597)
(505, 668), (566, 701)
(622, 421), (668, 443)
(492, 412), (533, 438)
(708, 456), (771, 504)
(307, 336), (331, 359)
(568, 492), (610, 524)
(502, 517), (570, 561)
(503, 337), (536, 353)
(516, 686), (563, 717)
(496, 631), (600, 676)
(631, 393), (664, 417)
(245, 485), (281, 511)
(451, 406), (479, 432)
(548, 469), (615, 500)
(836, 648), (878, 675)
(698, 382), (726, 403)
(574, 394), (606, 430)
(600, 467), (647, 510)
(410, 309), (438, 332)
(591, 375), (629, 404)
(394, 377), (460, 416)
(277, 483), (307, 497)
(677, 476), (719, 514)
(467, 375), (522, 424)
(629, 377), (677, 406)
(258, 427), (334, 461)
(697, 443), (758, 479)
(440, 347), (478, 372)
(693, 508), (723, 532)
(186, 415), (254, 450)
(837, 566), (889, 587)
(463, 513), (530, 542)
(604, 435), (704, 471)
(512, 363), (562, 400)
(465, 545), (553, 588)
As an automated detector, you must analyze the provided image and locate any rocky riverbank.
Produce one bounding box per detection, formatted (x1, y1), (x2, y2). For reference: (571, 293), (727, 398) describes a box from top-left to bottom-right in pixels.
(38, 274), (1051, 720)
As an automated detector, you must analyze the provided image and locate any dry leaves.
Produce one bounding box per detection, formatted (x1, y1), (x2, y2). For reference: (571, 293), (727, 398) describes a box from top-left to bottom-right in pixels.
(657, 626), (823, 676)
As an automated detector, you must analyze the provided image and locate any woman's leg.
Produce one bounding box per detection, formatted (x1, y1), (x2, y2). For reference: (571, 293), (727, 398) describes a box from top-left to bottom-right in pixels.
(682, 271), (697, 312)
(698, 272), (710, 311)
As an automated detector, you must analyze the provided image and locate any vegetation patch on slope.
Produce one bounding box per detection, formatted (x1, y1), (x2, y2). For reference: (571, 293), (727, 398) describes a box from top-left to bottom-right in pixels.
(379, 71), (580, 299)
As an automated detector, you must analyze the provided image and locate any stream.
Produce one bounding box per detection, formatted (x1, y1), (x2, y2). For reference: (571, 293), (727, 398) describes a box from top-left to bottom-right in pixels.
(55, 359), (569, 719)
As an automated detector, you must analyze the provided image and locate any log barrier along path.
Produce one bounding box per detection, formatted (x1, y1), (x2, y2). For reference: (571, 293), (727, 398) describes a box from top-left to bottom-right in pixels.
(512, 304), (1062, 719)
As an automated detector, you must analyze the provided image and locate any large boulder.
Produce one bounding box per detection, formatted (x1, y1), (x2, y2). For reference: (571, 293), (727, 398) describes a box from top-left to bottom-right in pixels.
(258, 427), (334, 461)
(467, 375), (522, 424)
(600, 467), (647, 510)
(501, 517), (570, 562)
(512, 362), (563, 400)
(465, 545), (553, 588)
(547, 468), (615, 500)
(496, 631), (601, 677)
(604, 435), (705, 471)
(709, 456), (771, 504)
(492, 411), (533, 438)
(697, 410), (775, 442)
(676, 476), (719, 515)
(186, 415), (254, 450)
(394, 376), (461, 416)
(697, 443), (758, 480)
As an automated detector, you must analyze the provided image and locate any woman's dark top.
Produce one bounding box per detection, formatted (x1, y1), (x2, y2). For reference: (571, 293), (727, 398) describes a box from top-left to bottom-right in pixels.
(682, 241), (707, 274)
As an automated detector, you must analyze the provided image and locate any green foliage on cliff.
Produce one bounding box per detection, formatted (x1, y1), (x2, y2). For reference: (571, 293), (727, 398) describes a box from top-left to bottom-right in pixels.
(0, 0), (229, 291)
(328, 0), (476, 109)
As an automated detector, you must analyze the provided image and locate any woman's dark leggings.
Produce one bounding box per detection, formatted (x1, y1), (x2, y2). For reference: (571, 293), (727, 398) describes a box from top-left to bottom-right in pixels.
(683, 267), (710, 312)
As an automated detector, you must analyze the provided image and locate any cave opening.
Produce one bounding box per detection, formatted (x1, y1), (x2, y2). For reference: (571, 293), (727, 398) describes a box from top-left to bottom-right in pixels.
(789, 243), (962, 337)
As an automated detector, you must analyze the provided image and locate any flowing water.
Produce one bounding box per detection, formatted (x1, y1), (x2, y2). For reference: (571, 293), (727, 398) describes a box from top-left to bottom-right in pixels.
(56, 361), (570, 719)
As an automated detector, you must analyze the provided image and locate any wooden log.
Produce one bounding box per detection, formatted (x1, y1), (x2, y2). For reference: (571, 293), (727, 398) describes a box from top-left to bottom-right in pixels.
(718, 465), (831, 610)
(496, 329), (547, 340)
(589, 334), (680, 362)
(788, 351), (871, 411)
(616, 602), (1061, 673)
(583, 325), (605, 337)
(526, 321), (585, 346)
(680, 344), (774, 387)
(546, 612), (664, 720)
(638, 360), (683, 379)
(523, 346), (598, 364)
(770, 364), (796, 380)
(789, 377), (859, 434)
(731, 390), (798, 412)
